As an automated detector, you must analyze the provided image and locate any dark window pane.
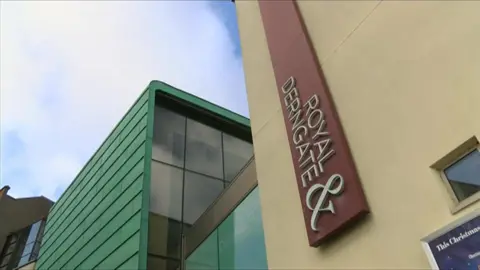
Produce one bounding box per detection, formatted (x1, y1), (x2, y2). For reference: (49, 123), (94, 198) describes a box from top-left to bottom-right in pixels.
(148, 213), (182, 259)
(6, 242), (16, 254)
(183, 172), (224, 225)
(223, 133), (253, 182)
(152, 106), (186, 167)
(147, 256), (179, 270)
(8, 235), (17, 245)
(31, 241), (42, 260)
(445, 149), (480, 201)
(149, 162), (183, 259)
(0, 254), (11, 267)
(185, 119), (223, 179)
(150, 161), (183, 222)
(36, 221), (46, 243)
(185, 230), (219, 270)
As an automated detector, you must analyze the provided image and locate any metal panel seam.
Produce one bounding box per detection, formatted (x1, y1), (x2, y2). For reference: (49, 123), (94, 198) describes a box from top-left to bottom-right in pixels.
(138, 86), (156, 270)
(40, 125), (147, 254)
(44, 98), (148, 232)
(48, 89), (149, 215)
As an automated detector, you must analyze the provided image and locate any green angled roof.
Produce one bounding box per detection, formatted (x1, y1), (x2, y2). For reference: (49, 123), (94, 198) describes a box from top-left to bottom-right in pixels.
(37, 80), (250, 270)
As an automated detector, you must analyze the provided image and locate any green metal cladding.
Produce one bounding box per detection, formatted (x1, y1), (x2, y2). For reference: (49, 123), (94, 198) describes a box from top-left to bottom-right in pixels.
(35, 81), (250, 270)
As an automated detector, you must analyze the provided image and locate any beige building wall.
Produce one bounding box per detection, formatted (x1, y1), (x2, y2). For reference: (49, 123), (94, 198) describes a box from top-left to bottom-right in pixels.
(236, 0), (480, 269)
(18, 261), (36, 270)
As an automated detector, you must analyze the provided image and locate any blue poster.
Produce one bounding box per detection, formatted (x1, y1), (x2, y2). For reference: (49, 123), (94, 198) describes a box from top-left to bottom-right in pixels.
(428, 215), (480, 270)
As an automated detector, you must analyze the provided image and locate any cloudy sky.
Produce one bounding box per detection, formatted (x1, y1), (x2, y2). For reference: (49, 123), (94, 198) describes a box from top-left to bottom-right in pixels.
(0, 1), (248, 201)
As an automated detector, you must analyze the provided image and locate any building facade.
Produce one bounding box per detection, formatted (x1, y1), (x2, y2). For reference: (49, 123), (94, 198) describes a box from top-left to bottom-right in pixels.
(26, 1), (480, 269)
(0, 186), (53, 270)
(235, 0), (480, 269)
(34, 81), (258, 270)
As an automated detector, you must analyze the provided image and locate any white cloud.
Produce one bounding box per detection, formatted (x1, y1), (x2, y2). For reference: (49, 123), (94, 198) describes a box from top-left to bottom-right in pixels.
(0, 1), (247, 200)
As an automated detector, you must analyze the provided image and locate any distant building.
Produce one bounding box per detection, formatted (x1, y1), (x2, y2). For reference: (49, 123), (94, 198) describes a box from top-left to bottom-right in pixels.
(0, 186), (53, 270)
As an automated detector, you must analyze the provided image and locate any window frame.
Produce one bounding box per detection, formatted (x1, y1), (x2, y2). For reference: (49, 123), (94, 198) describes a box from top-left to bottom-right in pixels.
(0, 219), (46, 270)
(149, 93), (254, 269)
(15, 219), (46, 269)
(432, 136), (480, 214)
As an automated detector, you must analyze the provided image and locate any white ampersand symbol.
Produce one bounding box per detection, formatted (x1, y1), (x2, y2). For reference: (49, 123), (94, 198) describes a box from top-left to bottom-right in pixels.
(305, 174), (345, 231)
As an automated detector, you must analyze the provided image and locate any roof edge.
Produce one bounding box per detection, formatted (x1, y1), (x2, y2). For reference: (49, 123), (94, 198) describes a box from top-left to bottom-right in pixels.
(148, 80), (250, 128)
(48, 86), (150, 213)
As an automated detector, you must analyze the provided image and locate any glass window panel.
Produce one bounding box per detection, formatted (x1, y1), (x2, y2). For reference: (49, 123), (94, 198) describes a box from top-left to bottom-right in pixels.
(218, 188), (268, 270)
(150, 161), (183, 222)
(17, 254), (31, 267)
(152, 106), (186, 167)
(445, 149), (480, 201)
(31, 241), (42, 260)
(6, 242), (16, 254)
(25, 221), (41, 244)
(223, 133), (253, 182)
(149, 162), (183, 259)
(185, 119), (223, 179)
(147, 256), (179, 270)
(0, 254), (11, 267)
(36, 221), (46, 243)
(185, 230), (219, 270)
(148, 161), (183, 258)
(183, 172), (224, 225)
(8, 235), (17, 245)
(148, 213), (182, 259)
(20, 243), (34, 259)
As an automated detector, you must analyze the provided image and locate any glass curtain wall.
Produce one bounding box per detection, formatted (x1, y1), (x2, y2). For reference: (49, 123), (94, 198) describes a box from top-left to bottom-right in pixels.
(185, 187), (268, 270)
(149, 105), (253, 270)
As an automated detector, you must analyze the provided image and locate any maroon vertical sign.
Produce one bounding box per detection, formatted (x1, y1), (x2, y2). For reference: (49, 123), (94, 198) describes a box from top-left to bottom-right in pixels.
(258, 0), (370, 247)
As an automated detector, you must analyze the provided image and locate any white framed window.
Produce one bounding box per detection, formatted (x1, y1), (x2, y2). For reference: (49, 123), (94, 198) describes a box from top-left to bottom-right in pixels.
(431, 136), (480, 214)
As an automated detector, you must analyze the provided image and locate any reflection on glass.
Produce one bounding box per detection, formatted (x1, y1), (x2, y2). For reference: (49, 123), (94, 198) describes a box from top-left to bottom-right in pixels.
(223, 133), (253, 182)
(21, 243), (34, 258)
(32, 241), (42, 258)
(26, 221), (41, 244)
(36, 221), (46, 245)
(0, 254), (11, 267)
(185, 230), (219, 270)
(8, 235), (17, 245)
(148, 213), (182, 259)
(149, 104), (256, 265)
(152, 106), (186, 167)
(183, 172), (224, 225)
(18, 255), (31, 268)
(149, 161), (184, 259)
(185, 119), (223, 179)
(16, 220), (45, 268)
(445, 149), (480, 201)
(218, 188), (267, 270)
(185, 188), (268, 270)
(150, 161), (183, 222)
(147, 256), (180, 270)
(6, 241), (16, 253)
